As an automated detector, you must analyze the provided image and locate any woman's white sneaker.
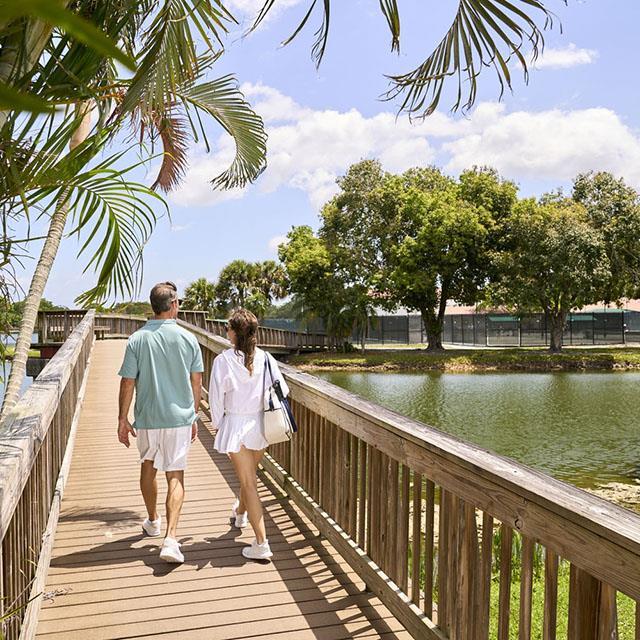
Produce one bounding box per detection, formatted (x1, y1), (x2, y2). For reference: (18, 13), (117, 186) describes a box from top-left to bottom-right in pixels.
(142, 515), (161, 537)
(231, 499), (248, 528)
(242, 539), (273, 560)
(159, 537), (184, 563)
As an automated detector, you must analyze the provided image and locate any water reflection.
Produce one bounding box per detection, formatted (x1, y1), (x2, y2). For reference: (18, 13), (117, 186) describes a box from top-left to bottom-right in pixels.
(317, 370), (640, 488)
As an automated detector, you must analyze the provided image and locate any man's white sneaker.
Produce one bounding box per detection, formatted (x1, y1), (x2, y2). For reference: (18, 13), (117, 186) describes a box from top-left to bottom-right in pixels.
(242, 539), (273, 561)
(159, 537), (184, 563)
(142, 515), (161, 537)
(231, 499), (248, 528)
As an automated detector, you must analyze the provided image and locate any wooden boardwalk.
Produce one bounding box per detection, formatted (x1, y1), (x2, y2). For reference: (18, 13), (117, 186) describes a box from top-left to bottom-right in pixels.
(35, 341), (410, 640)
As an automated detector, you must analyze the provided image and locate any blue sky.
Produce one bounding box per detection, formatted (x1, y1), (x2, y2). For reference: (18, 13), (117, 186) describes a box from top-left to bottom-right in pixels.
(24, 0), (640, 306)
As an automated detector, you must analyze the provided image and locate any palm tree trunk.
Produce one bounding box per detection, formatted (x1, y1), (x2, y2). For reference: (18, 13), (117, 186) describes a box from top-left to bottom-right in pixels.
(0, 102), (91, 419)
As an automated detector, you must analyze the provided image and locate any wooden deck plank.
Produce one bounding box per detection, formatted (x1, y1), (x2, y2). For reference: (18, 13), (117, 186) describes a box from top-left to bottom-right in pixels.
(36, 341), (410, 639)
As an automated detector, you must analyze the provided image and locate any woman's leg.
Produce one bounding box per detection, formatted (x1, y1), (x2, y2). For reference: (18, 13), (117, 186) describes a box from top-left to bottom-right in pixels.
(229, 446), (267, 543)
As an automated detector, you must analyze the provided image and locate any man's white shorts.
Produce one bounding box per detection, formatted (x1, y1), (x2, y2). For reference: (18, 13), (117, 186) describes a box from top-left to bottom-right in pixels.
(137, 425), (192, 472)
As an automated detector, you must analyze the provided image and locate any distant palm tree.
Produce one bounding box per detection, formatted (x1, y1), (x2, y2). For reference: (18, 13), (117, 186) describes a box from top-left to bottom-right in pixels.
(255, 260), (290, 304)
(182, 278), (217, 315)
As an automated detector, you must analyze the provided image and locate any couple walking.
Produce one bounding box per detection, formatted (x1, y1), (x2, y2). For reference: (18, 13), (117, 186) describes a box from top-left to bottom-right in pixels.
(117, 281), (288, 564)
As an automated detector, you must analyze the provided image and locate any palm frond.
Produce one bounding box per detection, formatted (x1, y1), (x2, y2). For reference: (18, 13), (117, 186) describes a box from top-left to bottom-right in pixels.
(120, 0), (233, 117)
(385, 0), (560, 117)
(150, 109), (190, 192)
(177, 76), (267, 189)
(63, 157), (167, 306)
(253, 0), (399, 67)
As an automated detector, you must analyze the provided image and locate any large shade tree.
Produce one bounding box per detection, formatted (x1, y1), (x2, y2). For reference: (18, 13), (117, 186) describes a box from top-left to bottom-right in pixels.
(491, 198), (611, 352)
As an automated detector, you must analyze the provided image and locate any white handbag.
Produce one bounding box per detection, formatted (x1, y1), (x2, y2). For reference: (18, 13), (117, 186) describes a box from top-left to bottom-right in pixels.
(262, 353), (295, 445)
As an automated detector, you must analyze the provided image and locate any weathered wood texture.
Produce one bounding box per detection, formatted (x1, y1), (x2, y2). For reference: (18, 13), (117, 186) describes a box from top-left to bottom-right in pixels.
(34, 341), (409, 640)
(0, 312), (94, 639)
(183, 320), (640, 640)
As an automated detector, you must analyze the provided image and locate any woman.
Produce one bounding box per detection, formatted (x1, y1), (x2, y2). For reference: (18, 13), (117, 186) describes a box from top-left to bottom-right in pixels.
(208, 308), (289, 560)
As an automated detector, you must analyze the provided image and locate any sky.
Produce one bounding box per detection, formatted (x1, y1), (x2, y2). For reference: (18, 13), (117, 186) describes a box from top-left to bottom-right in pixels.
(20, 0), (640, 306)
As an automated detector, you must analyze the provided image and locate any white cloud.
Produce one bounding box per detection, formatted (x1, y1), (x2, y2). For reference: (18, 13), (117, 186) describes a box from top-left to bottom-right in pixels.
(175, 84), (444, 209)
(172, 84), (640, 211)
(268, 235), (288, 254)
(534, 43), (598, 69)
(443, 104), (640, 187)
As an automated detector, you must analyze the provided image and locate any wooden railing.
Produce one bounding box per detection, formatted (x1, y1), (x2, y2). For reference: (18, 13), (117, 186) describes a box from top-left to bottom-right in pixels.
(0, 311), (95, 639)
(37, 310), (326, 352)
(178, 310), (327, 351)
(36, 310), (86, 343)
(181, 320), (640, 640)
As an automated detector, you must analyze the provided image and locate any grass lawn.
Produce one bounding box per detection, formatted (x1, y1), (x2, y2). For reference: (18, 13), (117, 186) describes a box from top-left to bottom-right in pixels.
(287, 347), (640, 372)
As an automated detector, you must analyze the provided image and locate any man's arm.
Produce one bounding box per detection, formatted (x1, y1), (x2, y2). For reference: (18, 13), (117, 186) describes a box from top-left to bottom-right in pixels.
(190, 371), (202, 443)
(117, 378), (137, 447)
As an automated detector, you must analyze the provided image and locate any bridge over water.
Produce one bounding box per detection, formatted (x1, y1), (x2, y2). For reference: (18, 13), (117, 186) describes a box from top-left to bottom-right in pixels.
(1, 311), (639, 639)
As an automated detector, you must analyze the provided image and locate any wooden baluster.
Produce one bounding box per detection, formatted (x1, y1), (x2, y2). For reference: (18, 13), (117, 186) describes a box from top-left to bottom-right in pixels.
(349, 434), (358, 537)
(387, 457), (399, 580)
(542, 549), (558, 640)
(366, 445), (374, 558)
(568, 566), (618, 640)
(455, 501), (480, 640)
(498, 524), (513, 640)
(399, 464), (410, 593)
(358, 440), (367, 548)
(411, 471), (422, 606)
(519, 536), (535, 640)
(597, 583), (618, 640)
(438, 488), (451, 631)
(478, 512), (493, 640)
(424, 480), (435, 619)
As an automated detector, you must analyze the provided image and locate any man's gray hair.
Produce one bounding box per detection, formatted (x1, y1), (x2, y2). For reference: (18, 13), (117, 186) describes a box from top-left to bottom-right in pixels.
(150, 282), (177, 314)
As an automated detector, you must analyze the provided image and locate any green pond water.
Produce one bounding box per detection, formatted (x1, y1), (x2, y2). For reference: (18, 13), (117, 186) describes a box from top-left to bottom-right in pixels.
(315, 370), (640, 489)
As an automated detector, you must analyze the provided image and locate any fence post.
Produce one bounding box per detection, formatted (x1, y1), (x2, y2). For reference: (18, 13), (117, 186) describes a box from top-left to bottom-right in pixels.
(623, 310), (626, 345)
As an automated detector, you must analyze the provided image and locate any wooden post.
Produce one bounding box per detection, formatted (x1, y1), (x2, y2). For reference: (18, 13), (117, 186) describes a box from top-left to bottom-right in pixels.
(568, 566), (618, 640)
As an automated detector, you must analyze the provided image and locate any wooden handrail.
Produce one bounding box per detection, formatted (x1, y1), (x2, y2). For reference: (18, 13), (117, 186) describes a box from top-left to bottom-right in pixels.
(0, 311), (95, 638)
(179, 320), (639, 640)
(37, 310), (327, 352)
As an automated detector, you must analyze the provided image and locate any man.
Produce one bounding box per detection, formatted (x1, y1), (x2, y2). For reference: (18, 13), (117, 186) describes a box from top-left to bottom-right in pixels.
(117, 281), (204, 563)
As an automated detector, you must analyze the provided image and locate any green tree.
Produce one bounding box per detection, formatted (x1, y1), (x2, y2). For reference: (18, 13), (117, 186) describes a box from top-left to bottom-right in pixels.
(572, 172), (640, 302)
(383, 185), (490, 351)
(321, 163), (501, 351)
(215, 260), (260, 312)
(182, 278), (217, 315)
(492, 198), (610, 352)
(279, 226), (352, 349)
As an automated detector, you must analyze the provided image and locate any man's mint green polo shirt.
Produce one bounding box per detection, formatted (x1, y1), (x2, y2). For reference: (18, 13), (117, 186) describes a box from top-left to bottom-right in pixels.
(118, 319), (204, 429)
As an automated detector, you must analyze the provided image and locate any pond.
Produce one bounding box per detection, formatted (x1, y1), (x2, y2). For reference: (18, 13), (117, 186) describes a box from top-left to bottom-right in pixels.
(315, 370), (640, 489)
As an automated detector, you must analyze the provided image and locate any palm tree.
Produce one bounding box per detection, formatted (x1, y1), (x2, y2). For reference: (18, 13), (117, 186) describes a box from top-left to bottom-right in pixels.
(255, 260), (289, 305)
(182, 278), (217, 314)
(0, 1), (268, 417)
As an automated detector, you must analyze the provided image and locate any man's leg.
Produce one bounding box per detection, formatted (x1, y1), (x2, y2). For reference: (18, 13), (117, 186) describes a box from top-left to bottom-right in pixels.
(165, 470), (185, 539)
(140, 460), (158, 521)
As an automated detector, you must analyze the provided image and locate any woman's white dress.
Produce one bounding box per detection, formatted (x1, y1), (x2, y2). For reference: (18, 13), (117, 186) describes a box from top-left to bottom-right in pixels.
(209, 347), (290, 453)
